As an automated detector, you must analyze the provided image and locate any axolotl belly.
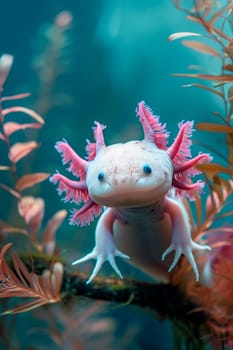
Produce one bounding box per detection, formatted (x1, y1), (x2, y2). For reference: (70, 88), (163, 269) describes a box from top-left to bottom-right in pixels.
(113, 203), (173, 283)
(51, 101), (212, 284)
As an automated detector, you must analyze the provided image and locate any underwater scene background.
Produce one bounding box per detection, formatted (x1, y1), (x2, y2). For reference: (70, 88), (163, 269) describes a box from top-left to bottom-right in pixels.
(0, 0), (233, 349)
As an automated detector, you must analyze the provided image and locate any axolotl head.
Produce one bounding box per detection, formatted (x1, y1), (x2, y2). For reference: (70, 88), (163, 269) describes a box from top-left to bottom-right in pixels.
(51, 102), (212, 225)
(86, 140), (173, 207)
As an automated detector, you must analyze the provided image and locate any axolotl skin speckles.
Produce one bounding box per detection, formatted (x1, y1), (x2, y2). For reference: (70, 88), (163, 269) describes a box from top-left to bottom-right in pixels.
(50, 101), (212, 284)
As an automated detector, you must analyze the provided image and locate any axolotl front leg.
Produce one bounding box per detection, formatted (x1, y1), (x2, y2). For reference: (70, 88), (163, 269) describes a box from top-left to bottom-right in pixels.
(162, 196), (211, 281)
(72, 208), (129, 284)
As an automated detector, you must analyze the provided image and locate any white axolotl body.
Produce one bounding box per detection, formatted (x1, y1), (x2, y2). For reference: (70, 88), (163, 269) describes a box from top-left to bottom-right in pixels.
(51, 102), (212, 283)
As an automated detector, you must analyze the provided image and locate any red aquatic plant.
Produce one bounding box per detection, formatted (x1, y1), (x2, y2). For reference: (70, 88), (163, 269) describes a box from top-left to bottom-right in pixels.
(170, 0), (233, 244)
(0, 243), (63, 315)
(0, 55), (49, 198)
(0, 53), (67, 254)
(170, 0), (233, 345)
(0, 54), (66, 316)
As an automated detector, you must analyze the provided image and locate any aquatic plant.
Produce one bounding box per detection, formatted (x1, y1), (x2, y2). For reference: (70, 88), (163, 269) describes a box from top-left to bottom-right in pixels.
(169, 0), (233, 346)
(0, 54), (66, 314)
(32, 10), (74, 116)
(1, 1), (233, 349)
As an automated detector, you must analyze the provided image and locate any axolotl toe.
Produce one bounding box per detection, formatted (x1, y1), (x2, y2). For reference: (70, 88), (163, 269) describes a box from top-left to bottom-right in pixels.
(51, 101), (212, 284)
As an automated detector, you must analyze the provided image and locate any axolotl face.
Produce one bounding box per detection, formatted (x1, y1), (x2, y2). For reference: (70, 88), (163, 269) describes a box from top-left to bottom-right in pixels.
(86, 140), (173, 207)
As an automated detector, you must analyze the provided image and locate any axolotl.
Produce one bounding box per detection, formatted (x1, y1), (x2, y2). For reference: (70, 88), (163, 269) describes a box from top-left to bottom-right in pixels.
(51, 102), (212, 284)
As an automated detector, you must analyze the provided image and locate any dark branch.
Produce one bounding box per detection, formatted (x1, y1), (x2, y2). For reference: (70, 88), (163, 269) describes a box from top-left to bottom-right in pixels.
(20, 254), (206, 326)
(62, 269), (206, 323)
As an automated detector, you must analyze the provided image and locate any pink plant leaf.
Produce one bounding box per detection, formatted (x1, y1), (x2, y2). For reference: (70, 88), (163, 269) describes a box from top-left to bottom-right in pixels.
(3, 122), (42, 136)
(173, 73), (233, 82)
(0, 54), (13, 89)
(50, 173), (88, 203)
(0, 132), (6, 141)
(137, 101), (169, 149)
(9, 141), (39, 164)
(49, 262), (64, 297)
(69, 200), (103, 226)
(197, 122), (233, 133)
(196, 163), (233, 176)
(168, 32), (202, 41)
(41, 209), (67, 256)
(0, 165), (11, 171)
(1, 300), (52, 315)
(1, 227), (28, 235)
(18, 197), (45, 239)
(16, 173), (50, 192)
(55, 140), (88, 179)
(182, 40), (222, 58)
(182, 84), (224, 99)
(0, 221), (28, 236)
(1, 92), (31, 102)
(204, 180), (233, 224)
(0, 183), (20, 198)
(2, 106), (44, 124)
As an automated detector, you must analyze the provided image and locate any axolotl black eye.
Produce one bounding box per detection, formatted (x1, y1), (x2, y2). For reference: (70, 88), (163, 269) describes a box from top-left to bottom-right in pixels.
(97, 171), (104, 182)
(143, 164), (152, 175)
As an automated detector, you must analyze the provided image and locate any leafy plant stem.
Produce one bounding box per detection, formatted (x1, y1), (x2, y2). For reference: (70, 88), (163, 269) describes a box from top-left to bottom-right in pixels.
(0, 99), (19, 186)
